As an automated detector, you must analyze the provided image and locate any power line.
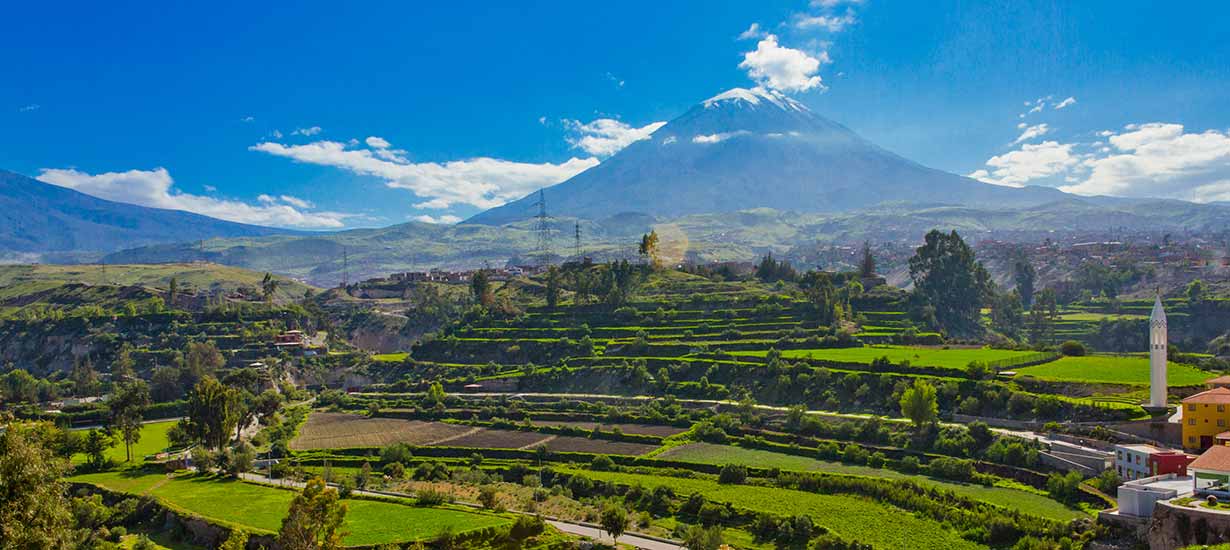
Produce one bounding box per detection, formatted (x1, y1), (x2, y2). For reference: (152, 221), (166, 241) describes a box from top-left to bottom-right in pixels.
(531, 188), (554, 266)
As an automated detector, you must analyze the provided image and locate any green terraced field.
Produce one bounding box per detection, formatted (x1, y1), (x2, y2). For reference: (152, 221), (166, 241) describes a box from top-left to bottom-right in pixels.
(1015, 355), (1215, 386)
(564, 468), (985, 550)
(72, 420), (178, 468)
(656, 443), (1084, 521)
(70, 471), (509, 546)
(732, 345), (1041, 370)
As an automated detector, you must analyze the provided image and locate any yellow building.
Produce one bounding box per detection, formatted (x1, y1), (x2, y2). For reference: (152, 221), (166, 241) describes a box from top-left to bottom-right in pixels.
(1183, 387), (1230, 450)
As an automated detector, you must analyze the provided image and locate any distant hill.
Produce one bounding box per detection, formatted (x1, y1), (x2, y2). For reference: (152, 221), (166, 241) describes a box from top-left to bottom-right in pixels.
(0, 170), (290, 261)
(469, 87), (1066, 225)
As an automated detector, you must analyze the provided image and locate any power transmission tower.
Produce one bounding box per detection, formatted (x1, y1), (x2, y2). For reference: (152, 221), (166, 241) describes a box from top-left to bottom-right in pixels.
(574, 221), (582, 260)
(531, 189), (554, 265)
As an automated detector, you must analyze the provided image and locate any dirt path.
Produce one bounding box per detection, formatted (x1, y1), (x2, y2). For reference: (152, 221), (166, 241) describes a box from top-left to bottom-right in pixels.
(424, 426), (483, 446)
(518, 434), (557, 450)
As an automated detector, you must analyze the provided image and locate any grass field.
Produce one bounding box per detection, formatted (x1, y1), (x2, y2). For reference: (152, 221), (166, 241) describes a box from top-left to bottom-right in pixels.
(732, 345), (1040, 370)
(1056, 312), (1147, 321)
(1015, 355), (1215, 386)
(373, 352), (409, 363)
(73, 420), (178, 467)
(0, 263), (317, 304)
(70, 471), (509, 546)
(656, 443), (1084, 521)
(564, 468), (985, 550)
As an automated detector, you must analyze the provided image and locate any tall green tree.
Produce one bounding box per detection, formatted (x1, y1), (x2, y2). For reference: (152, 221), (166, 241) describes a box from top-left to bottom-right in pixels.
(71, 358), (100, 396)
(185, 377), (243, 449)
(261, 272), (280, 303)
(599, 502), (627, 543)
(167, 276), (179, 308)
(544, 266), (561, 310)
(470, 270), (492, 307)
(109, 380), (151, 462)
(989, 290), (1025, 339)
(1012, 257), (1036, 309)
(859, 241), (876, 279)
(638, 230), (660, 267)
(278, 477), (348, 550)
(899, 379), (938, 428)
(1028, 288), (1059, 345)
(81, 428), (114, 470)
(0, 417), (75, 550)
(907, 230), (991, 337)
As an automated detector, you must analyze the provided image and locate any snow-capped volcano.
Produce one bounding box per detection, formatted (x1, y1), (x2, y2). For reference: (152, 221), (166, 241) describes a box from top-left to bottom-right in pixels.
(468, 88), (1065, 225)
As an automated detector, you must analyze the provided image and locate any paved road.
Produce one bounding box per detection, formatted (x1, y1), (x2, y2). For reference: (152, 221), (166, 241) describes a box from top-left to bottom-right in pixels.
(238, 473), (683, 550)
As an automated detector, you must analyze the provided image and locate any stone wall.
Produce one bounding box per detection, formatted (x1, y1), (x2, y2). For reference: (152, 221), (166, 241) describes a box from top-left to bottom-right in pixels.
(1146, 500), (1230, 549)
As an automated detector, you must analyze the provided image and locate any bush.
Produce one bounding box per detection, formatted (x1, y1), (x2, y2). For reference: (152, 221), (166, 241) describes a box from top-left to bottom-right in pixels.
(383, 461), (405, 479)
(590, 454), (616, 471)
(927, 457), (975, 481)
(381, 442), (414, 464)
(415, 487), (449, 506)
(718, 464), (747, 484)
(1059, 340), (1087, 356)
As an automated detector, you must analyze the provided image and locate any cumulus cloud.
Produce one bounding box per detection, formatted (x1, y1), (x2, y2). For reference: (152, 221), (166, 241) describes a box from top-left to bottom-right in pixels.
(738, 35), (826, 93)
(967, 141), (1081, 187)
(292, 126), (322, 136)
(365, 136), (391, 148)
(970, 121), (1230, 202)
(1060, 123), (1230, 200)
(1013, 123), (1051, 144)
(249, 138), (599, 210)
(1053, 96), (1076, 110)
(413, 214), (462, 224)
(564, 118), (666, 157)
(37, 167), (352, 228)
(794, 10), (856, 31)
(738, 23), (765, 40)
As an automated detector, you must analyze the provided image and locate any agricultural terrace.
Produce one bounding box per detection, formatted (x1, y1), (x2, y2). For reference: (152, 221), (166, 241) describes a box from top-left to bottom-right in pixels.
(656, 443), (1085, 521)
(731, 345), (1043, 370)
(1014, 355), (1216, 386)
(563, 468), (985, 550)
(69, 470), (510, 546)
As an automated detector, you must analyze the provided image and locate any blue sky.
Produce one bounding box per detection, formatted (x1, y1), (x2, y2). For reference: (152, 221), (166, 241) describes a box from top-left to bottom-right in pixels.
(5, 1), (1230, 229)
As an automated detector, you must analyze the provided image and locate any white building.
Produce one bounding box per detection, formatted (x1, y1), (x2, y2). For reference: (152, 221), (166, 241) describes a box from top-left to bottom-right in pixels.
(1149, 294), (1168, 408)
(1116, 474), (1192, 517)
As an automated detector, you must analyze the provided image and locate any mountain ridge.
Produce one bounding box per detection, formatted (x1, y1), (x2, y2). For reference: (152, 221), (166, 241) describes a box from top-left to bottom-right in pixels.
(468, 87), (1069, 225)
(0, 170), (293, 261)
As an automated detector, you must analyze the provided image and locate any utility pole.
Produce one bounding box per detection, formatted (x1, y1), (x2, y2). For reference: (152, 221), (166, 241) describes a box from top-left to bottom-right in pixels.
(574, 221), (582, 260)
(531, 188), (553, 265)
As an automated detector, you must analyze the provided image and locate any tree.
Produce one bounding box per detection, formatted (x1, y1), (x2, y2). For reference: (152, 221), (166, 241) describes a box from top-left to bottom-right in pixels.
(183, 341), (225, 388)
(185, 377), (243, 449)
(544, 266), (561, 310)
(261, 272), (280, 303)
(599, 502), (627, 543)
(112, 344), (137, 382)
(508, 515), (545, 546)
(219, 529), (249, 550)
(278, 477), (348, 550)
(150, 366), (182, 402)
(471, 270), (493, 307)
(82, 428), (114, 470)
(755, 254), (796, 283)
(167, 276), (179, 308)
(859, 241), (876, 279)
(899, 379), (938, 427)
(908, 230), (991, 336)
(1013, 257), (1036, 309)
(1187, 279), (1207, 305)
(989, 290), (1025, 339)
(682, 524), (724, 550)
(71, 358), (100, 396)
(1028, 289), (1059, 344)
(638, 231), (660, 267)
(109, 380), (151, 462)
(0, 418), (75, 550)
(799, 271), (841, 324)
(572, 269), (593, 305)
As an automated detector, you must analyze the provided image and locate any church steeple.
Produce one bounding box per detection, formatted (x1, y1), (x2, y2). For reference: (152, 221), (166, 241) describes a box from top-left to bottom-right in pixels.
(1148, 293), (1168, 408)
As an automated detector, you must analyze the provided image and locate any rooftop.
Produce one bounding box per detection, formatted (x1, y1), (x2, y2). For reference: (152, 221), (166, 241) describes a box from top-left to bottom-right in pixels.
(1189, 446), (1230, 473)
(1118, 443), (1167, 454)
(1182, 387), (1230, 405)
(1208, 375), (1230, 385)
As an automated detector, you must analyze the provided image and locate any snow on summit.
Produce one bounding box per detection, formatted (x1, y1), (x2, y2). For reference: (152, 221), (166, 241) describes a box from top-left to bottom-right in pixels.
(702, 87), (808, 112)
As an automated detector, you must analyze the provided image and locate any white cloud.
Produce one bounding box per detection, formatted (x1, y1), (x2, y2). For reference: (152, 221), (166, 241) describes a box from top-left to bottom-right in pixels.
(794, 10), (856, 31)
(811, 0), (863, 6)
(605, 72), (625, 88)
(365, 136), (391, 148)
(1013, 123), (1051, 144)
(270, 130), (284, 139)
(662, 136), (678, 145)
(37, 167), (352, 228)
(1060, 123), (1230, 200)
(249, 138), (599, 210)
(564, 118), (666, 157)
(240, 116), (255, 122)
(738, 23), (765, 40)
(738, 35), (826, 93)
(292, 126), (322, 136)
(1053, 96), (1076, 110)
(279, 195), (314, 209)
(693, 131), (750, 144)
(967, 141), (1081, 187)
(17, 104), (40, 112)
(413, 214), (462, 224)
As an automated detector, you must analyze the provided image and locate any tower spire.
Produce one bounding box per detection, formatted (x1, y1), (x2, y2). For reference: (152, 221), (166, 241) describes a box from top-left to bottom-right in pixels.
(1148, 291), (1168, 408)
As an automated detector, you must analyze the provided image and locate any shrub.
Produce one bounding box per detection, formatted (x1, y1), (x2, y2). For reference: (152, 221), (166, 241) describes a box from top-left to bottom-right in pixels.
(899, 455), (920, 473)
(1059, 340), (1087, 356)
(381, 442), (414, 465)
(718, 464), (747, 484)
(478, 485), (499, 510)
(415, 487), (449, 506)
(927, 457), (975, 481)
(383, 462), (405, 479)
(590, 454), (616, 471)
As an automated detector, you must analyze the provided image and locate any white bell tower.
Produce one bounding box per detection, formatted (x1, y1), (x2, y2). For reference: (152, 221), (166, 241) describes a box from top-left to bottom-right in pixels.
(1148, 294), (1168, 408)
